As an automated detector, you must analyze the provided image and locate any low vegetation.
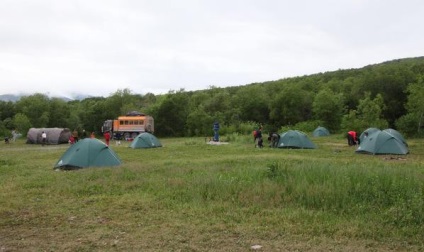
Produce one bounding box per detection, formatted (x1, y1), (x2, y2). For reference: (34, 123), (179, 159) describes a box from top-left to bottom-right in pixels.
(1, 135), (423, 251)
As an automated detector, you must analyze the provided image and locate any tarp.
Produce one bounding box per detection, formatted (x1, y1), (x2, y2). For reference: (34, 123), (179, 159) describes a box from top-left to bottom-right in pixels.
(26, 128), (71, 145)
(356, 130), (408, 155)
(54, 138), (122, 170)
(312, 126), (330, 137)
(277, 130), (316, 149)
(126, 111), (145, 116)
(129, 132), (162, 149)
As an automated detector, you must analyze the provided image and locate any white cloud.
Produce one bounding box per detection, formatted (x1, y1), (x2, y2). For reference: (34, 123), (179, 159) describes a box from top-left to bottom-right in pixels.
(1, 0), (424, 97)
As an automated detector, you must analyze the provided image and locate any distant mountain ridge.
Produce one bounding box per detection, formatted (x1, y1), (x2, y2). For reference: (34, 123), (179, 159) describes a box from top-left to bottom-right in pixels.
(2, 56), (424, 103)
(0, 94), (21, 102)
(0, 93), (92, 102)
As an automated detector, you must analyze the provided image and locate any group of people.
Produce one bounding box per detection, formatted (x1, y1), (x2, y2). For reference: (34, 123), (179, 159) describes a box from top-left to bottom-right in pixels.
(5, 128), (110, 146)
(68, 130), (103, 144)
(7, 126), (364, 149)
(253, 127), (280, 148)
(69, 129), (95, 143)
(254, 128), (363, 148)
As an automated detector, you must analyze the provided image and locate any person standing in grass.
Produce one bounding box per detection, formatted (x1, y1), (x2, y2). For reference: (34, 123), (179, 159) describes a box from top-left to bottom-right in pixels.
(253, 129), (258, 145)
(269, 132), (280, 148)
(11, 129), (18, 142)
(72, 129), (79, 142)
(256, 127), (263, 148)
(81, 129), (87, 139)
(41, 131), (47, 146)
(104, 131), (111, 146)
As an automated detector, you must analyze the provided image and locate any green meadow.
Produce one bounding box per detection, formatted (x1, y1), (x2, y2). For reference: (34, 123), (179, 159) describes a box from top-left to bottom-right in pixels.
(0, 135), (423, 251)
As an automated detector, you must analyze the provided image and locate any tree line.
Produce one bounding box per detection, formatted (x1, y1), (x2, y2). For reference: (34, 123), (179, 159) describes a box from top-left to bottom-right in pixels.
(1, 57), (424, 139)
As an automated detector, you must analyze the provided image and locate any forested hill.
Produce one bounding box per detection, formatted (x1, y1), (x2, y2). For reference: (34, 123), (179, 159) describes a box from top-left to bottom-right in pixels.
(163, 56), (424, 136)
(244, 56), (424, 125)
(1, 56), (424, 138)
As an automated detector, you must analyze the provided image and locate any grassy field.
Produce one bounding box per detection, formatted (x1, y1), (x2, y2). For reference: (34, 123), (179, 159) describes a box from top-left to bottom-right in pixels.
(0, 134), (423, 251)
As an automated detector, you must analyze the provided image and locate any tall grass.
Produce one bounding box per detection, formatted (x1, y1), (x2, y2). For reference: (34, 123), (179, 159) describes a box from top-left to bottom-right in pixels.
(264, 161), (423, 226)
(1, 136), (424, 251)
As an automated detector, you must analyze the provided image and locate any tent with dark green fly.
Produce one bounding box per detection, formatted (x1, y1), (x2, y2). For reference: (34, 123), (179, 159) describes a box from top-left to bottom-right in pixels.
(312, 126), (330, 137)
(54, 138), (121, 170)
(359, 127), (380, 144)
(277, 130), (316, 149)
(383, 128), (408, 146)
(356, 130), (408, 155)
(129, 132), (162, 149)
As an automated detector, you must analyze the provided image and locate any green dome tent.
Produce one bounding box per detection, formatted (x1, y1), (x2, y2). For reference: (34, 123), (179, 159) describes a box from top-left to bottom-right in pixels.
(356, 130), (408, 155)
(278, 130), (316, 149)
(359, 127), (380, 143)
(54, 138), (122, 170)
(312, 126), (330, 137)
(129, 132), (162, 149)
(383, 128), (408, 146)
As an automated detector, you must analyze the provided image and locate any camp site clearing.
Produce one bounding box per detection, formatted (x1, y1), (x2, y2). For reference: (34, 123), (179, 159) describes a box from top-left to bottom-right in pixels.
(0, 134), (423, 251)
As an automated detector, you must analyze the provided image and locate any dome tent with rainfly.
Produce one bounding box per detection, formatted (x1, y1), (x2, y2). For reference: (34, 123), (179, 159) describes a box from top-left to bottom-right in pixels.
(277, 130), (316, 149)
(383, 128), (408, 146)
(129, 132), (162, 149)
(312, 126), (330, 137)
(359, 127), (380, 144)
(54, 138), (122, 170)
(356, 130), (408, 155)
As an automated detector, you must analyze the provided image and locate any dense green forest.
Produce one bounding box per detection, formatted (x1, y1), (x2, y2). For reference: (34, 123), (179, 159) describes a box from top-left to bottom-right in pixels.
(2, 57), (424, 139)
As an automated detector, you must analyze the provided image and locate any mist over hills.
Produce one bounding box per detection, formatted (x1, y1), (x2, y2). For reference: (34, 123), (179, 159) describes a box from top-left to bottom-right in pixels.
(2, 56), (423, 103)
(0, 93), (92, 102)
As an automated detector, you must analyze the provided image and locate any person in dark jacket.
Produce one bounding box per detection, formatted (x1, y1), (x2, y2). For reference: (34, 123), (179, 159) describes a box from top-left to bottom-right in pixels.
(268, 132), (280, 148)
(256, 128), (263, 148)
(72, 129), (79, 142)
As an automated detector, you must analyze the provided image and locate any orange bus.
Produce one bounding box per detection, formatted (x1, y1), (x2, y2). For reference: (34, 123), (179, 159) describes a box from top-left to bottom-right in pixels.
(102, 111), (154, 140)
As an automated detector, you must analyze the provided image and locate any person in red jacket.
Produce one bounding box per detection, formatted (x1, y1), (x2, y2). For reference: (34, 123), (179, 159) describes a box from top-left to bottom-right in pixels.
(347, 131), (359, 146)
(69, 135), (75, 144)
(104, 131), (111, 146)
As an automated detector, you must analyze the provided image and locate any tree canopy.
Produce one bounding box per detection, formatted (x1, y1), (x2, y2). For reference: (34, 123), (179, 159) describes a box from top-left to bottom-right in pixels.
(2, 57), (424, 138)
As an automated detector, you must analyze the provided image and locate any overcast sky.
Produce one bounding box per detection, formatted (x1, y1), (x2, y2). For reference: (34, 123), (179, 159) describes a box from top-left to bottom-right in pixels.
(1, 0), (423, 98)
